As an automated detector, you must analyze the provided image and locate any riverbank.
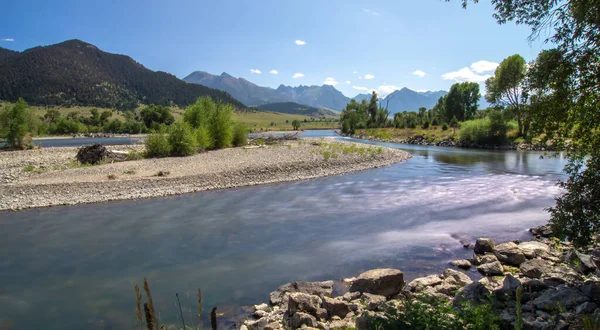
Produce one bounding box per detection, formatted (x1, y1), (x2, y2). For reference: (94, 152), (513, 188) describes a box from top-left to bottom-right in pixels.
(0, 139), (410, 210)
(239, 225), (600, 330)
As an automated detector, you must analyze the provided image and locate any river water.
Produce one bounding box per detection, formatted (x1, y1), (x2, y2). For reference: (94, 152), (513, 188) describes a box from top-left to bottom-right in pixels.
(0, 130), (568, 329)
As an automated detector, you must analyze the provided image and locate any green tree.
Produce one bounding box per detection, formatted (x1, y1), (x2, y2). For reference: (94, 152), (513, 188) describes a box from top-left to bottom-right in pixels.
(485, 54), (528, 136)
(140, 105), (175, 128)
(449, 115), (458, 134)
(367, 91), (378, 127)
(340, 99), (369, 134)
(0, 99), (36, 148)
(168, 121), (197, 156)
(184, 97), (215, 129)
(89, 108), (100, 126)
(209, 102), (234, 149)
(100, 110), (113, 125)
(443, 82), (480, 122)
(44, 108), (61, 123)
(291, 119), (301, 130)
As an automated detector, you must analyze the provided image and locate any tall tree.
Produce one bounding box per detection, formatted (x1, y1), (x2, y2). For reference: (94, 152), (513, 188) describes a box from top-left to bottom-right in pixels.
(443, 82), (480, 122)
(485, 54), (528, 136)
(367, 91), (378, 127)
(0, 99), (36, 148)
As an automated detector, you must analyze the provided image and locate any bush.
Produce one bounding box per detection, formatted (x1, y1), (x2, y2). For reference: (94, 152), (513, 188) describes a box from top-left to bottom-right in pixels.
(184, 97), (214, 129)
(421, 120), (430, 129)
(459, 117), (508, 145)
(209, 102), (234, 149)
(0, 99), (37, 148)
(145, 132), (171, 158)
(195, 125), (213, 151)
(442, 123), (449, 131)
(232, 122), (248, 147)
(168, 121), (197, 156)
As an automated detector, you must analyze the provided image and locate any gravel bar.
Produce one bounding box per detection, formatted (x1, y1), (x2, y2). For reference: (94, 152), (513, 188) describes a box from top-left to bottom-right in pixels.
(0, 139), (411, 210)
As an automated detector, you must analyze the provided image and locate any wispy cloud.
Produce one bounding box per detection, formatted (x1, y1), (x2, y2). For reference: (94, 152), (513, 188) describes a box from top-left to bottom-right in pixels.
(377, 85), (401, 97)
(346, 80), (351, 84)
(0, 38), (14, 42)
(363, 9), (380, 16)
(293, 73), (304, 79)
(364, 74), (375, 80)
(295, 40), (306, 46)
(470, 60), (499, 73)
(250, 69), (262, 74)
(353, 86), (370, 91)
(269, 70), (278, 75)
(323, 77), (338, 86)
(442, 67), (491, 83)
(352, 71), (358, 74)
(413, 70), (426, 78)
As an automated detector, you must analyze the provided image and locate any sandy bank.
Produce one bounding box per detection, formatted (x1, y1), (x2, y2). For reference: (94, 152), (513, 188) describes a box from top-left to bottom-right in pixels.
(0, 139), (410, 210)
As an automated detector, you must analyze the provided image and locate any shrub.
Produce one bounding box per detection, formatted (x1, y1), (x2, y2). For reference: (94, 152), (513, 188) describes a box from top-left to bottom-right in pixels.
(0, 99), (37, 148)
(195, 125), (213, 151)
(209, 102), (234, 149)
(168, 121), (198, 157)
(184, 97), (214, 129)
(421, 120), (430, 129)
(442, 123), (449, 131)
(232, 122), (248, 147)
(145, 132), (171, 158)
(459, 117), (508, 145)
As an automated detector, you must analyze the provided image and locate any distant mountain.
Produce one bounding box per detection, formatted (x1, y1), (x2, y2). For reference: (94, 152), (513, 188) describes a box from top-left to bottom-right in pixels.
(350, 88), (448, 113)
(0, 40), (245, 110)
(256, 102), (338, 117)
(183, 71), (350, 110)
(351, 93), (372, 103)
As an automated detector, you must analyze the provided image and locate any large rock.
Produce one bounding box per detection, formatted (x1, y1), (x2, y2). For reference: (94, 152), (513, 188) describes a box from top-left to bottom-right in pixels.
(533, 287), (590, 311)
(270, 281), (333, 305)
(349, 269), (405, 297)
(290, 312), (317, 328)
(408, 274), (443, 292)
(518, 241), (550, 259)
(474, 238), (496, 254)
(477, 261), (504, 276)
(473, 253), (499, 266)
(288, 292), (322, 316)
(575, 301), (598, 315)
(530, 224), (553, 238)
(494, 242), (526, 266)
(443, 268), (473, 287)
(496, 273), (522, 298)
(581, 281), (600, 302)
(564, 251), (597, 274)
(452, 282), (491, 305)
(322, 297), (350, 319)
(520, 259), (552, 279)
(361, 293), (386, 311)
(449, 259), (472, 270)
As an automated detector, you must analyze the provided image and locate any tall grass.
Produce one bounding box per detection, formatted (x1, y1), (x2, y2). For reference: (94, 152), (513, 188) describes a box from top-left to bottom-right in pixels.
(459, 118), (508, 145)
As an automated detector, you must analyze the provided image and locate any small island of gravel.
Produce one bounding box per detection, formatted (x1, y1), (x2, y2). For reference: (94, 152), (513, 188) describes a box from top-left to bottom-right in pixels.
(0, 139), (410, 210)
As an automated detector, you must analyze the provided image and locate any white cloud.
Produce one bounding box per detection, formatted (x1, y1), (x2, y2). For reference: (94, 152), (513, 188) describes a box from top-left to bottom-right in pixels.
(293, 73), (304, 79)
(0, 38), (14, 42)
(470, 60), (499, 73)
(269, 70), (278, 74)
(346, 80), (351, 84)
(295, 40), (306, 46)
(363, 9), (380, 16)
(352, 71), (358, 74)
(442, 67), (491, 83)
(364, 74), (375, 80)
(250, 69), (262, 74)
(417, 89), (429, 93)
(413, 70), (426, 77)
(323, 77), (339, 86)
(352, 86), (370, 91)
(377, 85), (401, 98)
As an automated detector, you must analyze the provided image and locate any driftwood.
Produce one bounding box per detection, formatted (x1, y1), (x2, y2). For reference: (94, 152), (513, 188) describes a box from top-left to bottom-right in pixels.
(76, 144), (127, 164)
(248, 132), (299, 145)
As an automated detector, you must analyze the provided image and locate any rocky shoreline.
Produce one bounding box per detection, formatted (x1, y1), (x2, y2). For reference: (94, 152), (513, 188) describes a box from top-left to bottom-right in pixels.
(0, 139), (411, 211)
(239, 225), (600, 330)
(346, 133), (554, 152)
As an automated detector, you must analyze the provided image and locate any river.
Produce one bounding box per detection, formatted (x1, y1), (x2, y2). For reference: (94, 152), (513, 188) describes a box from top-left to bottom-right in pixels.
(0, 130), (567, 330)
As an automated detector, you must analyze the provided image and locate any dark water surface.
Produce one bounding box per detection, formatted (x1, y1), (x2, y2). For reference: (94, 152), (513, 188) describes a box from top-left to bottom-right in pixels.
(0, 130), (568, 329)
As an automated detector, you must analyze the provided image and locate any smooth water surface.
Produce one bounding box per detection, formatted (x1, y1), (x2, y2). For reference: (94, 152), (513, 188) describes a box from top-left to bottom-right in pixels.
(0, 131), (568, 329)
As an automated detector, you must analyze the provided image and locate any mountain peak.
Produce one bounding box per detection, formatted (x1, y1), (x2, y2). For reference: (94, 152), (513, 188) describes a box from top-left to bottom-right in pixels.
(220, 72), (233, 78)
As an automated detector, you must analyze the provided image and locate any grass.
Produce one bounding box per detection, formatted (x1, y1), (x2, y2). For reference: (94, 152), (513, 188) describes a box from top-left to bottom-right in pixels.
(359, 126), (458, 143)
(236, 110), (339, 131)
(316, 140), (383, 160)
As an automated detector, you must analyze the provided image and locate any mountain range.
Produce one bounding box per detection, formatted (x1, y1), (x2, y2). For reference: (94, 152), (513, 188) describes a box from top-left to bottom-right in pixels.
(183, 71), (447, 113)
(0, 40), (244, 110)
(256, 102), (337, 117)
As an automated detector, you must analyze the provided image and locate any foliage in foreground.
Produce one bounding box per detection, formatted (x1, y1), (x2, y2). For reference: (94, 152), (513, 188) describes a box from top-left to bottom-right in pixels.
(0, 98), (37, 148)
(371, 295), (500, 330)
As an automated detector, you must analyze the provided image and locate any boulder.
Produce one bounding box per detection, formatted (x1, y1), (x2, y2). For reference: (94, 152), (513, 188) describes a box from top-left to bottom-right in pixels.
(247, 318), (268, 330)
(342, 291), (361, 302)
(356, 311), (387, 330)
(496, 273), (522, 298)
(315, 308), (328, 320)
(533, 287), (590, 311)
(474, 238), (496, 254)
(290, 312), (317, 329)
(494, 242), (526, 266)
(349, 269), (405, 297)
(443, 268), (473, 287)
(253, 310), (268, 319)
(270, 281), (333, 306)
(322, 297), (351, 319)
(518, 241), (550, 259)
(264, 322), (281, 330)
(520, 259), (552, 279)
(449, 259), (472, 270)
(452, 282), (491, 306)
(564, 251), (597, 274)
(408, 274), (443, 292)
(473, 253), (499, 266)
(288, 292), (322, 316)
(582, 281), (600, 302)
(477, 261), (504, 276)
(254, 303), (269, 312)
(522, 279), (549, 292)
(575, 301), (597, 314)
(361, 293), (386, 311)
(530, 224), (553, 238)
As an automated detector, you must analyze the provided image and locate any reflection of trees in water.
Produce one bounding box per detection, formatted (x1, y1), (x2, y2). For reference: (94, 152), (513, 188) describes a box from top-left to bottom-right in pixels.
(433, 152), (493, 166)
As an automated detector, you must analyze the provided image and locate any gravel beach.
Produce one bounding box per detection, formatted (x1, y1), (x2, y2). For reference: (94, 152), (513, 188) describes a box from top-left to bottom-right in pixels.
(0, 139), (410, 210)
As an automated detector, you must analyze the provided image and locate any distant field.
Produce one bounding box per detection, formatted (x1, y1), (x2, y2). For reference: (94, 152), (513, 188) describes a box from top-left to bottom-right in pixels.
(0, 101), (339, 131)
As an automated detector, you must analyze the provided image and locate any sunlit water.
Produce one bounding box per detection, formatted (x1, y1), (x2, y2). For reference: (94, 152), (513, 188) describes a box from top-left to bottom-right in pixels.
(0, 130), (568, 329)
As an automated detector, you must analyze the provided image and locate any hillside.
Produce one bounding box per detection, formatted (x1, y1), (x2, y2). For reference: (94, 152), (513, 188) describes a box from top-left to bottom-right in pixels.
(0, 47), (19, 61)
(0, 40), (245, 110)
(256, 102), (338, 117)
(183, 71), (350, 110)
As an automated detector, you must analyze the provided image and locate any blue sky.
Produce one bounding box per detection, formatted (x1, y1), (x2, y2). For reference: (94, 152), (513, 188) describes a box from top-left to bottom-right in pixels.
(0, 0), (548, 98)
